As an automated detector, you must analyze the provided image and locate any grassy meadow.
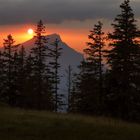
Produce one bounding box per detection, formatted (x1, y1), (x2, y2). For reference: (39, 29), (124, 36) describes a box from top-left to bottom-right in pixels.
(0, 105), (140, 140)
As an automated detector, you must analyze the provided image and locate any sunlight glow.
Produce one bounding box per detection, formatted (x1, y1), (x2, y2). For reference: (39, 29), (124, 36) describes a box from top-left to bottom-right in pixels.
(28, 29), (34, 35)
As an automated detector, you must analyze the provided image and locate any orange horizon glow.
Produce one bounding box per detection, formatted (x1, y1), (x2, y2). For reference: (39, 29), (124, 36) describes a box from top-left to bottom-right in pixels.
(0, 24), (34, 46)
(0, 18), (139, 53)
(0, 20), (111, 53)
(0, 24), (88, 53)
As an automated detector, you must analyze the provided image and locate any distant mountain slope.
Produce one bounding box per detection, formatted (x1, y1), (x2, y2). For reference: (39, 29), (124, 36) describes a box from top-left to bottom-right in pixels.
(22, 34), (83, 110)
(22, 33), (83, 69)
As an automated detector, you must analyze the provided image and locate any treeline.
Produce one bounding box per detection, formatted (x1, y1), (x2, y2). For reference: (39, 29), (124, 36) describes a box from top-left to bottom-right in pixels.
(0, 20), (63, 111)
(68, 0), (140, 122)
(0, 0), (140, 122)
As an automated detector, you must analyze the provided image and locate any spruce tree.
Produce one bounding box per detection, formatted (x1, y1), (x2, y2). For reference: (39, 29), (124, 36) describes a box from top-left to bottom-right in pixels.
(66, 65), (73, 112)
(3, 34), (19, 106)
(24, 54), (34, 108)
(12, 51), (20, 106)
(31, 20), (53, 110)
(84, 21), (106, 113)
(0, 51), (5, 100)
(16, 46), (26, 107)
(48, 39), (63, 112)
(107, 0), (140, 120)
(74, 21), (106, 115)
(74, 60), (99, 114)
(68, 81), (77, 113)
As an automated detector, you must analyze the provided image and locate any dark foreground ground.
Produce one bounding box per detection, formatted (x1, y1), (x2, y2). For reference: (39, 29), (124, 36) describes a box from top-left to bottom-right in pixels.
(0, 104), (140, 140)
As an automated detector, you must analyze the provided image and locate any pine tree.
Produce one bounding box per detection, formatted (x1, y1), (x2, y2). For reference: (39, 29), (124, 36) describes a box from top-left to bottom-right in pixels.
(0, 51), (5, 100)
(68, 81), (77, 113)
(16, 46), (26, 107)
(73, 22), (106, 115)
(84, 21), (106, 113)
(74, 60), (99, 114)
(107, 0), (140, 120)
(24, 54), (34, 108)
(48, 39), (63, 112)
(3, 34), (19, 106)
(31, 20), (52, 110)
(12, 51), (20, 106)
(66, 65), (73, 112)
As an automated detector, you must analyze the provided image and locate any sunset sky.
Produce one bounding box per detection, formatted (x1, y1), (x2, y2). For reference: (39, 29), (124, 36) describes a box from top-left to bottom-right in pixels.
(0, 0), (140, 52)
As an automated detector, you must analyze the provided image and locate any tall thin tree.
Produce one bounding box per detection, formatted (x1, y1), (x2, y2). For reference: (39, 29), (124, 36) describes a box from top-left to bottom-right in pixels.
(3, 34), (19, 105)
(31, 20), (50, 110)
(48, 39), (63, 112)
(66, 65), (73, 112)
(84, 21), (105, 110)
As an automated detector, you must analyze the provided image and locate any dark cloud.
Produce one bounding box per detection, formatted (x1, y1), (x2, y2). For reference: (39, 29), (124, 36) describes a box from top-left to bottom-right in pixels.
(0, 0), (139, 25)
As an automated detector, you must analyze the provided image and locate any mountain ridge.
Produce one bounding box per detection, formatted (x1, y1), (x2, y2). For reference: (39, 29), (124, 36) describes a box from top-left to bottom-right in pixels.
(22, 33), (83, 110)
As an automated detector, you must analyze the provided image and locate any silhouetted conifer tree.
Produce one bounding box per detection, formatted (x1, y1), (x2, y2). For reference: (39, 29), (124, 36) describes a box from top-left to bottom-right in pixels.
(16, 46), (26, 106)
(66, 65), (73, 112)
(3, 34), (19, 106)
(24, 54), (34, 108)
(84, 21), (106, 113)
(106, 0), (140, 120)
(73, 22), (106, 115)
(48, 39), (63, 112)
(31, 20), (53, 110)
(0, 51), (5, 100)
(74, 60), (100, 114)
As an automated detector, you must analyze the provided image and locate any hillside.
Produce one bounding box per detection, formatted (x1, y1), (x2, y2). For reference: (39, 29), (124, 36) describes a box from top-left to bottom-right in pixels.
(0, 106), (140, 140)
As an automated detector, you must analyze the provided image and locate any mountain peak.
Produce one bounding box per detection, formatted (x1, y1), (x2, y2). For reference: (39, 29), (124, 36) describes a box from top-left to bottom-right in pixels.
(20, 34), (83, 110)
(47, 33), (62, 42)
(22, 33), (61, 48)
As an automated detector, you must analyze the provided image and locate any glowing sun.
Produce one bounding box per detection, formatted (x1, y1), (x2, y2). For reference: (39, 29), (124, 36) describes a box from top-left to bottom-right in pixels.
(28, 29), (34, 35)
